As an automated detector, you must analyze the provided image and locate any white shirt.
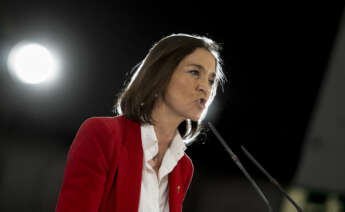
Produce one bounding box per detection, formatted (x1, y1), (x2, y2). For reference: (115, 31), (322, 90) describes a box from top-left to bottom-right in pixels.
(138, 124), (186, 212)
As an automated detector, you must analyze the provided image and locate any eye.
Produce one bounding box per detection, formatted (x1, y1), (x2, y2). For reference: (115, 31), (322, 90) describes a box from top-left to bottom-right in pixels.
(209, 79), (215, 86)
(189, 70), (200, 76)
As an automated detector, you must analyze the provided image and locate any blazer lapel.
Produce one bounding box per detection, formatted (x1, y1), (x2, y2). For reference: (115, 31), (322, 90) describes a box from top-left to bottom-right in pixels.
(114, 118), (143, 212)
(169, 161), (185, 212)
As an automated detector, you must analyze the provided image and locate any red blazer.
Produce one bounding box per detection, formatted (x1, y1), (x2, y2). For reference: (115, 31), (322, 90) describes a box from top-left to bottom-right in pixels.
(56, 115), (193, 212)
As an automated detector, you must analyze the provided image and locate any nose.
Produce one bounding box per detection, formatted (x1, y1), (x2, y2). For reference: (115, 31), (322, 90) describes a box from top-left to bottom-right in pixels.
(197, 77), (211, 97)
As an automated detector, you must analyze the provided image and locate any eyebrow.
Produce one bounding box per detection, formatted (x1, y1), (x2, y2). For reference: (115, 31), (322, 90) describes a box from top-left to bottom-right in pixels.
(186, 64), (216, 78)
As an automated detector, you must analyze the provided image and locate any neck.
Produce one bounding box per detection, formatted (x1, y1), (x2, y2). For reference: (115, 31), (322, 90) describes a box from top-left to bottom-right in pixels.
(151, 98), (184, 144)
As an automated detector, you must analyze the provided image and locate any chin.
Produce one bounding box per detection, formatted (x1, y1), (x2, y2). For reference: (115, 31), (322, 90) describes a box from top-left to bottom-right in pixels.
(181, 110), (205, 122)
(189, 117), (199, 122)
(190, 109), (208, 122)
(188, 113), (202, 122)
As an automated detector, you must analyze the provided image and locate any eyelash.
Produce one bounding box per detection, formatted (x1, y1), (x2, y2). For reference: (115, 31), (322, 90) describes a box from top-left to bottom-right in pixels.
(189, 70), (215, 86)
(209, 79), (215, 85)
(189, 70), (200, 76)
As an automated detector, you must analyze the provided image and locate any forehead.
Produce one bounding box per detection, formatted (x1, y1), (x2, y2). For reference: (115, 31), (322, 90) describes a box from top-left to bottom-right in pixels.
(179, 48), (216, 74)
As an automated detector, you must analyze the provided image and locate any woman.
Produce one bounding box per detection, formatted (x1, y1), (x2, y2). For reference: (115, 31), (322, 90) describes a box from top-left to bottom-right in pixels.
(56, 33), (225, 212)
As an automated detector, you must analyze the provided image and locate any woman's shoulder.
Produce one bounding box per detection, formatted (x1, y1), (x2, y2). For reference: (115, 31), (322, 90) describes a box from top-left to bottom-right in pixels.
(81, 115), (126, 127)
(80, 115), (142, 137)
(77, 115), (128, 136)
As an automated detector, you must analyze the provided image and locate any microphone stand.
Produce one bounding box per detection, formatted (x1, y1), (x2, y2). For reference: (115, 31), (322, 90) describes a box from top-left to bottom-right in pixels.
(241, 146), (303, 212)
(208, 122), (273, 212)
(208, 122), (303, 212)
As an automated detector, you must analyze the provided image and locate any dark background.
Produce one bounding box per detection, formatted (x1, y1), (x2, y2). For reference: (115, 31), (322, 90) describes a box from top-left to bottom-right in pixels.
(0, 1), (344, 211)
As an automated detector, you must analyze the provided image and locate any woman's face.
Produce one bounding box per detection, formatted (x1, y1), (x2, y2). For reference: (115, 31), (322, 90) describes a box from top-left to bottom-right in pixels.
(163, 48), (216, 122)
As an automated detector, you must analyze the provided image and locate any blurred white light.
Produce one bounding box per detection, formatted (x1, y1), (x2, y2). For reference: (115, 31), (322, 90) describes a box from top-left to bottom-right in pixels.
(7, 42), (58, 84)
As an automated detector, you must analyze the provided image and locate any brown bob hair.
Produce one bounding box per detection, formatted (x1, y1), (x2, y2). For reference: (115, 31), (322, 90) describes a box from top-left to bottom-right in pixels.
(114, 33), (226, 142)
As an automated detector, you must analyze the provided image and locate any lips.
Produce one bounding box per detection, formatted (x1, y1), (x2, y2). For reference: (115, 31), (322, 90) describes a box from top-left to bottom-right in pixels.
(198, 98), (206, 109)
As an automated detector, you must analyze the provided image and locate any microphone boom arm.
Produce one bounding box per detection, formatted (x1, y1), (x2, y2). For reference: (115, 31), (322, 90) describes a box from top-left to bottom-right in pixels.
(241, 146), (303, 212)
(208, 122), (273, 212)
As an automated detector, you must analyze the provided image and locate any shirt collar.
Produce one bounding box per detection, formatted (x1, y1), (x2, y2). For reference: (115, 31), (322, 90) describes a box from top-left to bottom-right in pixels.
(140, 124), (186, 163)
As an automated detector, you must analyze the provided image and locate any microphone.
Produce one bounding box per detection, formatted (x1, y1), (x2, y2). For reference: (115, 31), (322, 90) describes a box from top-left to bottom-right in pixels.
(207, 122), (303, 212)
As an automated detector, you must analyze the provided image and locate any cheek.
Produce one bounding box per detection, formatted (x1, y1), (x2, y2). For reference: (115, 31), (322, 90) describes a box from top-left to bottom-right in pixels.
(168, 79), (193, 103)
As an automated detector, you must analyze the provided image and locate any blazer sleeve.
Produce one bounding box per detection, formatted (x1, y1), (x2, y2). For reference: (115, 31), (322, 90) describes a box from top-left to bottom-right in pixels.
(56, 118), (111, 212)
